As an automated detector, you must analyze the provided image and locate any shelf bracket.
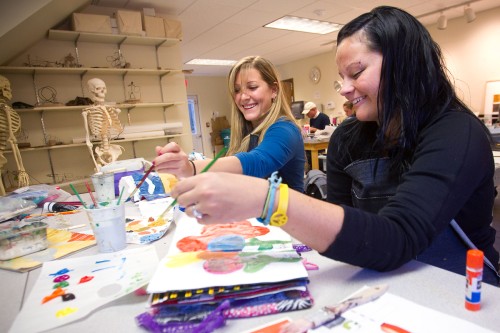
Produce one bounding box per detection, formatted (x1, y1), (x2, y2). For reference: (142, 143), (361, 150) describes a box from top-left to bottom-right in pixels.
(31, 72), (41, 106)
(74, 34), (82, 67)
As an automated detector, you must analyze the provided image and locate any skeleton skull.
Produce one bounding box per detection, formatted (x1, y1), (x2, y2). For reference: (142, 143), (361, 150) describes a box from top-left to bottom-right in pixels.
(88, 78), (107, 103)
(0, 75), (13, 101)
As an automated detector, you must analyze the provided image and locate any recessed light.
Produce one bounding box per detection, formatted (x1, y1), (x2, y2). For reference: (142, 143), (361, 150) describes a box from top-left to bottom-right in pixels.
(186, 59), (237, 66)
(265, 15), (342, 34)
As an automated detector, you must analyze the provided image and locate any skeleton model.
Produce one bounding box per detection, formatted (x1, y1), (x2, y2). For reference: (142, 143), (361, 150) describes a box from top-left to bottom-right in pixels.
(0, 75), (29, 194)
(82, 78), (124, 170)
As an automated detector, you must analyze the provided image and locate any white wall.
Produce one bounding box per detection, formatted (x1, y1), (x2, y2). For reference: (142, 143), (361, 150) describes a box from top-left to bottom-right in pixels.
(429, 6), (500, 115)
(185, 76), (232, 157)
(278, 6), (500, 120)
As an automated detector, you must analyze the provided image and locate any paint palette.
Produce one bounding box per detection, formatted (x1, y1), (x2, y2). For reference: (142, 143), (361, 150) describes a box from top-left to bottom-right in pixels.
(0, 221), (48, 260)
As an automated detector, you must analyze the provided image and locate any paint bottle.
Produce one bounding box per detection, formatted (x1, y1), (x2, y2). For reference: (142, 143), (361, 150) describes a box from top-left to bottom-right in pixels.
(465, 249), (483, 311)
(43, 202), (78, 213)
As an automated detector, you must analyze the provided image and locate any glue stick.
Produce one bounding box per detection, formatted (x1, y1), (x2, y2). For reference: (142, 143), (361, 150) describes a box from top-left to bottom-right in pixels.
(465, 249), (483, 311)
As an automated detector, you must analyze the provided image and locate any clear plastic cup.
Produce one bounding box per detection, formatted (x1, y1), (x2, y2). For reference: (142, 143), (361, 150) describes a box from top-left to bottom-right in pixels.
(91, 172), (115, 204)
(85, 202), (126, 253)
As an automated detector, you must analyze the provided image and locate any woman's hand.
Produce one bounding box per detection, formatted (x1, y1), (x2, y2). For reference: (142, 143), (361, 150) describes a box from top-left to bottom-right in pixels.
(171, 172), (267, 224)
(154, 142), (193, 178)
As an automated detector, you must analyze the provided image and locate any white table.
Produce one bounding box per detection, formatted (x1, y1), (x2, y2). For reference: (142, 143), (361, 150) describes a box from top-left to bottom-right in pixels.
(2, 207), (500, 333)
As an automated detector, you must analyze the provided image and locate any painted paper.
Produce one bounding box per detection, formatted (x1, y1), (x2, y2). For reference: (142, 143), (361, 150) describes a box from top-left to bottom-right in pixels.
(9, 246), (159, 333)
(147, 218), (307, 293)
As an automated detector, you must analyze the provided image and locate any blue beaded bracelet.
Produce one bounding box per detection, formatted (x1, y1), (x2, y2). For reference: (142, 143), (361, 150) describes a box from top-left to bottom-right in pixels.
(257, 171), (282, 225)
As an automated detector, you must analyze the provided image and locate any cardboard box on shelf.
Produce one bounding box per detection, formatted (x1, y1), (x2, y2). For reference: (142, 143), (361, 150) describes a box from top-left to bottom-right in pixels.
(143, 15), (165, 37)
(210, 116), (230, 146)
(164, 18), (183, 39)
(211, 116), (230, 132)
(72, 13), (112, 34)
(116, 10), (143, 36)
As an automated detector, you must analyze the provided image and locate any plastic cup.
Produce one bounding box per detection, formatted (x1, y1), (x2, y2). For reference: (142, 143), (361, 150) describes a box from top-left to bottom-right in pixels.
(85, 203), (126, 253)
(91, 172), (115, 204)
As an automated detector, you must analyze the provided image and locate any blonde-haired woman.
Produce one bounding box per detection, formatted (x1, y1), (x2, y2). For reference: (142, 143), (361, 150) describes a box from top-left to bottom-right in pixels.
(155, 56), (304, 192)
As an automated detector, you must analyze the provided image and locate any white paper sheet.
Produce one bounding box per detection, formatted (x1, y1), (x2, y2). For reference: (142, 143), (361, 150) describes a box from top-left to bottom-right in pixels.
(314, 292), (495, 333)
(9, 246), (159, 333)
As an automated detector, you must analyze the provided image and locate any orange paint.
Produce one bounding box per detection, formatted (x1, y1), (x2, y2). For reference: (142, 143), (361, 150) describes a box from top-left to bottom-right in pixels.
(381, 323), (411, 333)
(176, 220), (269, 252)
(42, 287), (65, 304)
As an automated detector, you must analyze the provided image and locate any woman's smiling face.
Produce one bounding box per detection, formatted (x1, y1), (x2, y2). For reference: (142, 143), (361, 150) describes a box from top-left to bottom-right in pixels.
(336, 31), (383, 122)
(233, 68), (277, 126)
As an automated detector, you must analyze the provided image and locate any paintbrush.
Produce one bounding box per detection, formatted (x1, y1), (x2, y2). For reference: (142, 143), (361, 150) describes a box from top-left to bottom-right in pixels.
(69, 183), (88, 209)
(126, 161), (156, 202)
(85, 181), (98, 208)
(156, 147), (227, 224)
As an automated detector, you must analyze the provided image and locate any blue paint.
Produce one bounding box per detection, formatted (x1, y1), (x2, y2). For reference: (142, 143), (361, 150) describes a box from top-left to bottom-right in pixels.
(49, 268), (71, 276)
(91, 266), (115, 272)
(95, 260), (111, 264)
(207, 235), (245, 252)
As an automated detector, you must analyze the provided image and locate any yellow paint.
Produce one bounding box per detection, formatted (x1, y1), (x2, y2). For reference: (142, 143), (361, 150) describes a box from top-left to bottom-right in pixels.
(55, 307), (78, 318)
(165, 251), (202, 267)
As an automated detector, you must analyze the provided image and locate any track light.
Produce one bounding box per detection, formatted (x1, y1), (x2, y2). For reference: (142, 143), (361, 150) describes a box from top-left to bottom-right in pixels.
(464, 4), (476, 23)
(437, 12), (447, 30)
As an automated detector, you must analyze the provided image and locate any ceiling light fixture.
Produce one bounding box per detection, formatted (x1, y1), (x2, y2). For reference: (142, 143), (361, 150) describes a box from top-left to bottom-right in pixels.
(416, 0), (480, 27)
(186, 59), (237, 66)
(464, 4), (476, 23)
(437, 12), (448, 30)
(264, 16), (342, 34)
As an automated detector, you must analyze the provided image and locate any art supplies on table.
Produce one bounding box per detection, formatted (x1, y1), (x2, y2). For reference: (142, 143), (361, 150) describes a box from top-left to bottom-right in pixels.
(309, 288), (496, 333)
(90, 172), (115, 203)
(125, 161), (155, 202)
(125, 215), (174, 245)
(84, 202), (126, 253)
(282, 284), (388, 332)
(120, 171), (167, 202)
(153, 147), (228, 226)
(0, 221), (48, 260)
(0, 227), (96, 272)
(0, 196), (37, 222)
(9, 246), (159, 333)
(139, 217), (312, 332)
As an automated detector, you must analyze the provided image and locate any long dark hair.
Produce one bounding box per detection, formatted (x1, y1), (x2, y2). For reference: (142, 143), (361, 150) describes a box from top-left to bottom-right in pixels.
(336, 6), (475, 165)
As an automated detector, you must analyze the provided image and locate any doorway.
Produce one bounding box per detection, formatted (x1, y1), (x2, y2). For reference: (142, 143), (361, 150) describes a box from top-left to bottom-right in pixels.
(281, 78), (295, 104)
(187, 95), (204, 153)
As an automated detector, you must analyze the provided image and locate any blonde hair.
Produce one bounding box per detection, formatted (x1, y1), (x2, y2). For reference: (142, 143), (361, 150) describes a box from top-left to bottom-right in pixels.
(226, 56), (299, 155)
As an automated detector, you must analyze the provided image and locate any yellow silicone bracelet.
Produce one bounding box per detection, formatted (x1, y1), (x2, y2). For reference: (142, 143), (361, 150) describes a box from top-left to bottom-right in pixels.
(270, 184), (289, 227)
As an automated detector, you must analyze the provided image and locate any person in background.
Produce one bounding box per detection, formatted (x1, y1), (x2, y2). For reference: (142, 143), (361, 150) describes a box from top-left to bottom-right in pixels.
(154, 56), (304, 192)
(302, 101), (331, 133)
(343, 100), (355, 118)
(332, 101), (355, 125)
(169, 6), (500, 285)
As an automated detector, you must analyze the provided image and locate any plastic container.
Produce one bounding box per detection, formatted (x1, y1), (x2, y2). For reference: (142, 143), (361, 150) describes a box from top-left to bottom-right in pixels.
(0, 197), (37, 223)
(0, 222), (48, 260)
(84, 202), (126, 253)
(220, 128), (230, 148)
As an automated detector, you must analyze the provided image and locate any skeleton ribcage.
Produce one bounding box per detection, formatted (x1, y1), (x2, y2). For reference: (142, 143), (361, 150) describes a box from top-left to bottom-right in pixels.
(86, 105), (123, 139)
(0, 103), (21, 151)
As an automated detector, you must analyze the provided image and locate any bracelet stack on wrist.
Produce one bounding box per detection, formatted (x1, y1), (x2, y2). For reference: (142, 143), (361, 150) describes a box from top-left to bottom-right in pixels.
(257, 171), (289, 227)
(270, 184), (289, 227)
